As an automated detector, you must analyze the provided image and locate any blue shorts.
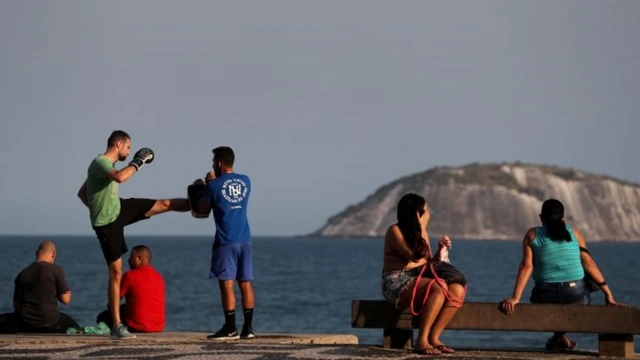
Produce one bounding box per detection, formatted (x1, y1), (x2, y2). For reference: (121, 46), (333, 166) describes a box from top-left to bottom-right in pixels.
(210, 241), (254, 281)
(530, 279), (591, 305)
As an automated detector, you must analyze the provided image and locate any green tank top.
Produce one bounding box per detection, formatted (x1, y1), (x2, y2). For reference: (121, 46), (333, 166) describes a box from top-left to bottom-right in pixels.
(86, 155), (121, 226)
(531, 224), (584, 283)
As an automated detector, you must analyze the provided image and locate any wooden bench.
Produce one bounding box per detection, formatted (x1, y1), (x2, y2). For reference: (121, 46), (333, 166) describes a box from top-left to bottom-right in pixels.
(352, 300), (640, 358)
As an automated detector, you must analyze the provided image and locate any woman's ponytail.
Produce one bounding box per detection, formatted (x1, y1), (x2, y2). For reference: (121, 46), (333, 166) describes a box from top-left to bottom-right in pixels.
(545, 218), (571, 242)
(541, 199), (572, 242)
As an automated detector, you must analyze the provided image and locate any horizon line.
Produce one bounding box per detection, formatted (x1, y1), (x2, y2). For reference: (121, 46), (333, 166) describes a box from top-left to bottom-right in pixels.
(0, 234), (637, 243)
(0, 233), (302, 238)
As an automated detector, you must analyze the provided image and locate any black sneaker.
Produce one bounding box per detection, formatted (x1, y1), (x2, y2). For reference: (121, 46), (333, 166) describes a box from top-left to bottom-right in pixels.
(240, 325), (255, 339)
(207, 326), (239, 341)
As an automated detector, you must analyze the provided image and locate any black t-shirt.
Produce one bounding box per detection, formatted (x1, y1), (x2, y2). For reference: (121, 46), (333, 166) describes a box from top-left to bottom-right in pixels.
(13, 261), (70, 328)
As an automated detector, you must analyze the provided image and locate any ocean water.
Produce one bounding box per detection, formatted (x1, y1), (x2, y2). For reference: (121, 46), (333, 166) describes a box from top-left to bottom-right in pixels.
(0, 236), (638, 351)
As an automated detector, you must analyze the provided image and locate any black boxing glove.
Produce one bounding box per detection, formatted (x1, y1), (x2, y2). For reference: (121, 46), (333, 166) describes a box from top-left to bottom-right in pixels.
(129, 148), (154, 170)
(193, 178), (205, 186)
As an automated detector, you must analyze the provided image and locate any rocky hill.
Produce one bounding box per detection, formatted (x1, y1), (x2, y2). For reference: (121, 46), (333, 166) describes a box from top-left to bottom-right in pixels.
(311, 163), (640, 242)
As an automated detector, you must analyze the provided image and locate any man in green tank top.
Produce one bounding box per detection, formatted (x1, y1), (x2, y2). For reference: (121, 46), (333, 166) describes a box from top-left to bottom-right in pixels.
(77, 130), (190, 340)
(87, 153), (121, 227)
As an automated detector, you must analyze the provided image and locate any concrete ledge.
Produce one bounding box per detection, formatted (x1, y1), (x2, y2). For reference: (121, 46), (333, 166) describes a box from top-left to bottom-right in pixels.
(0, 332), (359, 345)
(0, 332), (637, 359)
(0, 339), (636, 359)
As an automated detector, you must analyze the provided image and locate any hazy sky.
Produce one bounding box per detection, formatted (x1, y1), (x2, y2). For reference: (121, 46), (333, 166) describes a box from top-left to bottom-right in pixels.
(1, 1), (639, 236)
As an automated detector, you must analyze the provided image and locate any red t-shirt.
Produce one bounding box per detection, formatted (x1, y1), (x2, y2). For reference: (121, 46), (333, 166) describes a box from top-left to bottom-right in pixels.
(120, 265), (165, 332)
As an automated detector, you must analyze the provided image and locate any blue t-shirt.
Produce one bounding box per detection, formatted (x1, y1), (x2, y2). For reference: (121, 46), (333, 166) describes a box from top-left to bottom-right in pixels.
(203, 172), (252, 245)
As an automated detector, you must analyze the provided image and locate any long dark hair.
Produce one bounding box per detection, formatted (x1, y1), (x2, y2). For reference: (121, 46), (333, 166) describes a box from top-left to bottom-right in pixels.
(540, 199), (572, 242)
(396, 193), (428, 258)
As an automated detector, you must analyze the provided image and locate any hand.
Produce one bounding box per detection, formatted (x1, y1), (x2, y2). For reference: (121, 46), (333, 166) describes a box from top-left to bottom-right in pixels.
(499, 297), (519, 315)
(417, 210), (430, 229)
(605, 295), (628, 307)
(129, 148), (154, 170)
(205, 171), (216, 182)
(438, 235), (452, 250)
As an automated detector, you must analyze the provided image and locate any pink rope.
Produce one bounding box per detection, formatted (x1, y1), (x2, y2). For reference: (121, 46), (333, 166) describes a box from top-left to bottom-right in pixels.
(409, 262), (467, 316)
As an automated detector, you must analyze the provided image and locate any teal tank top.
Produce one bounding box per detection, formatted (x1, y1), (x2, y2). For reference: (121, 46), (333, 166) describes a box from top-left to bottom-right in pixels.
(531, 224), (584, 283)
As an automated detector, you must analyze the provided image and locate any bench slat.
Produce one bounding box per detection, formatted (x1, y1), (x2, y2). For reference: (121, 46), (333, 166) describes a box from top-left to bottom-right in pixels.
(352, 300), (640, 334)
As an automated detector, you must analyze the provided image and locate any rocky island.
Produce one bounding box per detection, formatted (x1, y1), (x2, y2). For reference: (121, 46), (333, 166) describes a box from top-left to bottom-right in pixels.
(311, 163), (640, 242)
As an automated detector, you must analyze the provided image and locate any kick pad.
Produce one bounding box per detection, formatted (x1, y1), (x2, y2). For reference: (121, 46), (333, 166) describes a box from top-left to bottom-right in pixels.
(188, 183), (210, 219)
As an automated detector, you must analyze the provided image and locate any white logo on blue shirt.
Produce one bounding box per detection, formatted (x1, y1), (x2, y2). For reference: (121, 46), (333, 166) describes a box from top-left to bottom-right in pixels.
(221, 178), (248, 204)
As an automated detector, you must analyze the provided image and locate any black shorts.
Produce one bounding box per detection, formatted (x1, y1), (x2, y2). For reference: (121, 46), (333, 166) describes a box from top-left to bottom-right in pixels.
(92, 198), (156, 265)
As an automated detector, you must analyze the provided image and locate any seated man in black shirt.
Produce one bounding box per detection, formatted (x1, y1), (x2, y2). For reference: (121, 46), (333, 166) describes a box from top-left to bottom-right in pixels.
(0, 241), (79, 333)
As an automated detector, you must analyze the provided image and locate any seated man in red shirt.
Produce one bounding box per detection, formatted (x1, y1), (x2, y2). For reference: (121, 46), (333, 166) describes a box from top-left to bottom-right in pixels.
(96, 245), (165, 332)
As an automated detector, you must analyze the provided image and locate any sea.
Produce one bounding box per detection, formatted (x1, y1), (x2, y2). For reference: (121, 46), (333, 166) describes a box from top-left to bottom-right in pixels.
(0, 236), (638, 352)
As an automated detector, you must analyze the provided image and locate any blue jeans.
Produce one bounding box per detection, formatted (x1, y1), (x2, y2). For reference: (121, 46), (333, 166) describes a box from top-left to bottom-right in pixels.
(530, 279), (591, 305)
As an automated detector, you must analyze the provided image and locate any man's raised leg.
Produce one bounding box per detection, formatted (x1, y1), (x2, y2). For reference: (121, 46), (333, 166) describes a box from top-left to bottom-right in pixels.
(108, 259), (135, 339)
(144, 199), (190, 217)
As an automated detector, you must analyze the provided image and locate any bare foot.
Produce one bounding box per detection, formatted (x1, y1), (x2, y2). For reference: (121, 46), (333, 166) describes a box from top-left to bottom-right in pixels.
(434, 345), (455, 354)
(413, 346), (442, 355)
(429, 338), (455, 354)
(560, 335), (577, 350)
(545, 335), (577, 351)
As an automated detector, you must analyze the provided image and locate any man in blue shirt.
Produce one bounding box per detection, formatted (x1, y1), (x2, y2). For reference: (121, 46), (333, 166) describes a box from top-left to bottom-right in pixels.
(196, 146), (255, 340)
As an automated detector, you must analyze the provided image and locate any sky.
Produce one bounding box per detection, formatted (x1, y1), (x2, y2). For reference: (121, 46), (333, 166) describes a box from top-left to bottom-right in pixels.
(1, 1), (639, 236)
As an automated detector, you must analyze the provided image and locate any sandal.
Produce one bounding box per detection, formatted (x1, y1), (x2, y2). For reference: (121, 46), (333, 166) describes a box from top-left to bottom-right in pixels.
(434, 344), (455, 354)
(413, 347), (442, 355)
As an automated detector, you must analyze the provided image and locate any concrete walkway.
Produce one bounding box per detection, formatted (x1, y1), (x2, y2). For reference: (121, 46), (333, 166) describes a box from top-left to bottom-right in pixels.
(0, 332), (637, 359)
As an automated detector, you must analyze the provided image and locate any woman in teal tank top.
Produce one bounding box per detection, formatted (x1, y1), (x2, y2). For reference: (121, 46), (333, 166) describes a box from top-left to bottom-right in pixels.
(499, 199), (624, 351)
